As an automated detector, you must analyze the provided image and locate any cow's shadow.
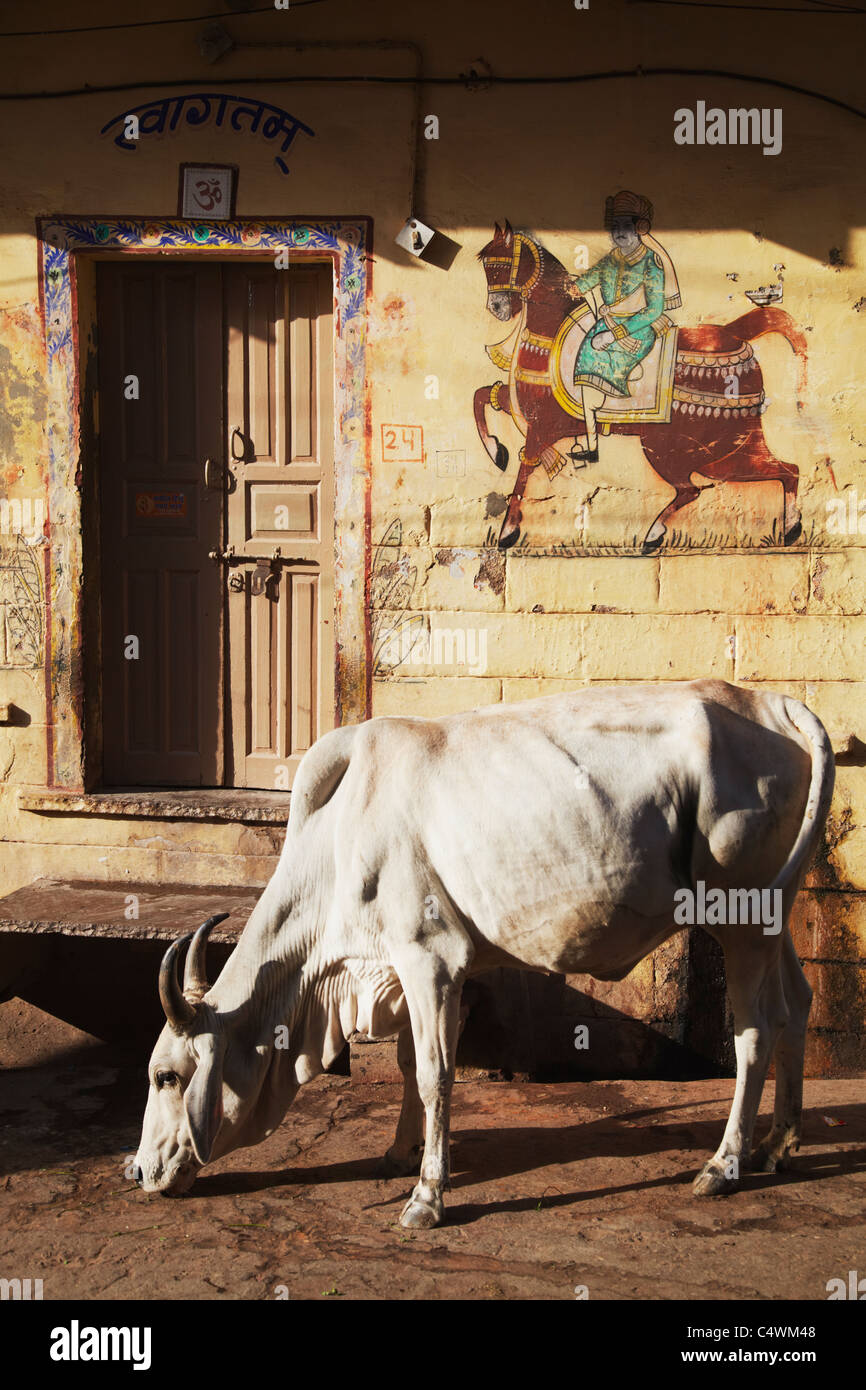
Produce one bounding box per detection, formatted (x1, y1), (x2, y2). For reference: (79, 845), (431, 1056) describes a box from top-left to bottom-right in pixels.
(193, 1101), (866, 1215)
(440, 1140), (866, 1225)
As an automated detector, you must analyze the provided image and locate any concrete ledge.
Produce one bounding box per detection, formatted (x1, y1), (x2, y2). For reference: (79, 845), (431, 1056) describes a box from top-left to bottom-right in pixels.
(0, 879), (260, 1038)
(0, 878), (257, 942)
(17, 787), (292, 825)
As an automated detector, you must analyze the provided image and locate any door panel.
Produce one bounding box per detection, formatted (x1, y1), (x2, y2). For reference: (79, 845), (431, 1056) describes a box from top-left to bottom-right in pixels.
(97, 258), (334, 791)
(98, 262), (224, 786)
(225, 264), (335, 790)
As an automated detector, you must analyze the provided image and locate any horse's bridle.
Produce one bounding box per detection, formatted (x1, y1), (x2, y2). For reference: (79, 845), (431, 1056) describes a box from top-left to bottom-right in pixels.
(482, 233), (543, 300)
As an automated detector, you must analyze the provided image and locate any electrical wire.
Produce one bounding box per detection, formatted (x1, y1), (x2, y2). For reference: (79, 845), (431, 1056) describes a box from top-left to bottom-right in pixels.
(0, 1), (328, 40)
(629, 0), (864, 12)
(0, 68), (863, 123)
(232, 38), (425, 215)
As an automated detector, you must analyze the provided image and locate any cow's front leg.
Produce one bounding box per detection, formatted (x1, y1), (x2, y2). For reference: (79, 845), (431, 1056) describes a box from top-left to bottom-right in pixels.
(381, 997), (472, 1179)
(393, 949), (468, 1229)
(380, 1026), (424, 1177)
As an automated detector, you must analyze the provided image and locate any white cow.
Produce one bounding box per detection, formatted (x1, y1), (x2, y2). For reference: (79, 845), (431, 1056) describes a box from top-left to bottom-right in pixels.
(134, 680), (834, 1228)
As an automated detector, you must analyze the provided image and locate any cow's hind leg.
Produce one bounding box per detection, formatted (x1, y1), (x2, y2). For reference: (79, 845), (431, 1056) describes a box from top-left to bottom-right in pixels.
(752, 930), (812, 1173)
(694, 930), (788, 1196)
(392, 942), (471, 1228)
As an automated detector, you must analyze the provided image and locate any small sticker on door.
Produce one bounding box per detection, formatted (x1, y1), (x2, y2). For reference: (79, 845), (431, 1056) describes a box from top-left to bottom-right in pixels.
(135, 490), (188, 518)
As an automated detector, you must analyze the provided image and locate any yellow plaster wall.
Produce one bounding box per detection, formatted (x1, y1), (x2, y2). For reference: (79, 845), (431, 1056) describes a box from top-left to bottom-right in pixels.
(0, 0), (864, 1071)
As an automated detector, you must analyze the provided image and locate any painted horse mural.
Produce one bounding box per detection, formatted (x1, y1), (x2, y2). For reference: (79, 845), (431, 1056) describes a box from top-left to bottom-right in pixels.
(474, 220), (808, 552)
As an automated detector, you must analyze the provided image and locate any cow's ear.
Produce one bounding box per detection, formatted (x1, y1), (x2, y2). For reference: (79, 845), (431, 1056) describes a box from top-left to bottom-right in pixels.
(184, 1031), (225, 1166)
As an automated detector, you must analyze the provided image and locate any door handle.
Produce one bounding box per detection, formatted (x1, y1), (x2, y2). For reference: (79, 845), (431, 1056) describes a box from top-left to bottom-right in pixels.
(204, 457), (224, 490)
(231, 426), (247, 462)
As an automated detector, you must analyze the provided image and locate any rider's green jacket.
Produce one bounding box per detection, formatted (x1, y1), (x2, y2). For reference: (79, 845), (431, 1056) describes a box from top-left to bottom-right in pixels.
(573, 243), (667, 397)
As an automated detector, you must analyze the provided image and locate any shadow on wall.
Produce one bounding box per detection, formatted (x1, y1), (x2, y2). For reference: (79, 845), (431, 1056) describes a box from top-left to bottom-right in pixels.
(458, 929), (735, 1082)
(0, 936), (238, 1047)
(0, 930), (734, 1080)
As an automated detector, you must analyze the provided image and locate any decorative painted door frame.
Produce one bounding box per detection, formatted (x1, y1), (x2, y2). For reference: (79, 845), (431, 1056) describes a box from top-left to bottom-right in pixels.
(37, 215), (372, 790)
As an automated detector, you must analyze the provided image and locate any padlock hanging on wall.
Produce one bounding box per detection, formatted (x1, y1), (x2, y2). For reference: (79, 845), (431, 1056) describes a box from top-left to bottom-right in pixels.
(395, 217), (435, 258)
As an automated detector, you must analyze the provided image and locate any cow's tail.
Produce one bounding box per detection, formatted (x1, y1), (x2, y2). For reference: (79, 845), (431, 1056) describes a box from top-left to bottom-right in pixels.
(287, 724), (358, 834)
(770, 698), (835, 901)
(724, 306), (808, 407)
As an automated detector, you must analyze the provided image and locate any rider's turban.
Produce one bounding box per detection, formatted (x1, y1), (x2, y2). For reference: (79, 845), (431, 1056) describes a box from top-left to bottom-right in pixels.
(604, 190), (654, 235)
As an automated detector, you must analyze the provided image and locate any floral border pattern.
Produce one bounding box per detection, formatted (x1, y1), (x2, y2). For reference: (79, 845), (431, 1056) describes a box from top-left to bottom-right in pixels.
(38, 215), (371, 787)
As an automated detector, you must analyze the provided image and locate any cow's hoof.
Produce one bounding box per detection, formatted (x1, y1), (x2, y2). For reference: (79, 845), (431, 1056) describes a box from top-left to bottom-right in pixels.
(641, 534), (664, 555)
(751, 1142), (791, 1175)
(400, 1187), (444, 1229)
(784, 519), (802, 546)
(692, 1163), (738, 1197)
(379, 1146), (423, 1178)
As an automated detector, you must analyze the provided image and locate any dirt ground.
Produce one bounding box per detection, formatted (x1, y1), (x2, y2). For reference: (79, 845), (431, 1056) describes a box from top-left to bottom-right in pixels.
(1, 1002), (864, 1302)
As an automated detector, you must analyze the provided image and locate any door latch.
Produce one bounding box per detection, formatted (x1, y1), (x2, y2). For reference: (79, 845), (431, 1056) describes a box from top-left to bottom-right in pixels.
(210, 546), (301, 594)
(204, 457), (224, 490)
(250, 559), (273, 596)
(250, 549), (286, 596)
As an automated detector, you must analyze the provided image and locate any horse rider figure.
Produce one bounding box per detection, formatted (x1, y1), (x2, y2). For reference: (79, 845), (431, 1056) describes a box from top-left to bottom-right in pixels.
(568, 190), (682, 463)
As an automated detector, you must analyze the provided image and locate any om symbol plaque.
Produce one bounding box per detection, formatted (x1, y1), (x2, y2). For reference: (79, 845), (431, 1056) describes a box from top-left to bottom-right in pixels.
(178, 163), (237, 221)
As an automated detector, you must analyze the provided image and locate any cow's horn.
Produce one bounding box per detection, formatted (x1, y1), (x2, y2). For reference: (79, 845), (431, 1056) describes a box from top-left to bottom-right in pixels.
(159, 932), (196, 1030)
(183, 913), (229, 1000)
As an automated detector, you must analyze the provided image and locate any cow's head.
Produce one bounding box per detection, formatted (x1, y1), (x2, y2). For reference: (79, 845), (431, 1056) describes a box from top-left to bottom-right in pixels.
(134, 916), (280, 1196)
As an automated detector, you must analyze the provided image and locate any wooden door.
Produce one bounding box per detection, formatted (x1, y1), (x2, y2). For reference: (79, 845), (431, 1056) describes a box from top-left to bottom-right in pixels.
(224, 264), (335, 790)
(98, 262), (224, 786)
